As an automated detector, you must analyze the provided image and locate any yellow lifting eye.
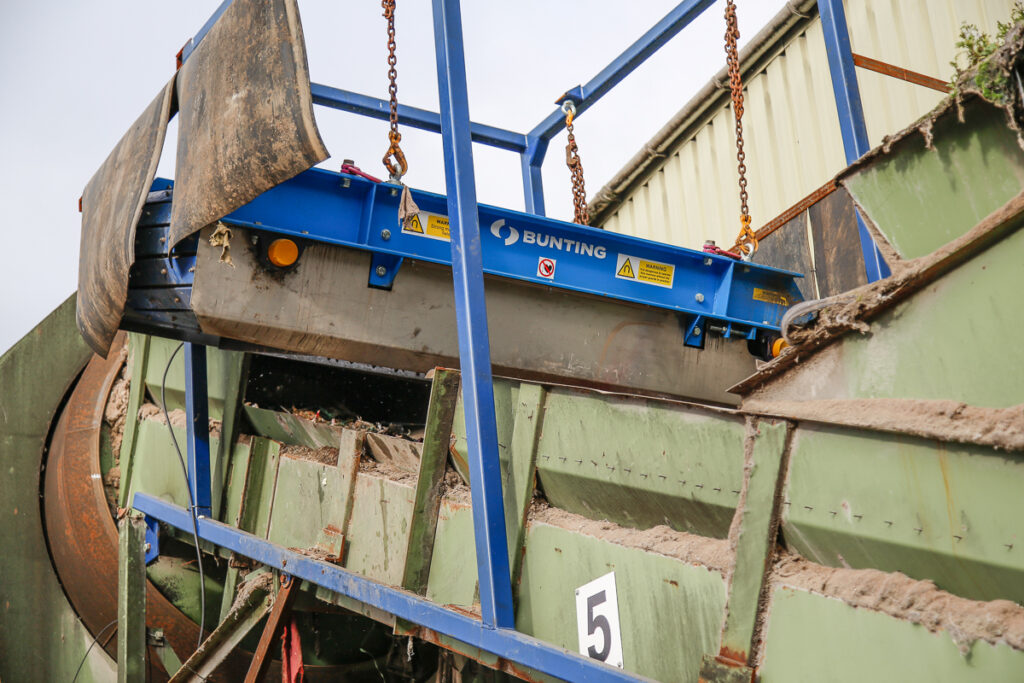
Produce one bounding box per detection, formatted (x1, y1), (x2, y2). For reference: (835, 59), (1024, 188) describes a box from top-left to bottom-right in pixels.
(267, 238), (299, 268)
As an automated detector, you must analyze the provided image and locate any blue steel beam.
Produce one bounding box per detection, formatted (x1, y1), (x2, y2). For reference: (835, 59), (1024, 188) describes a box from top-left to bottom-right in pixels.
(212, 169), (804, 336)
(179, 0), (233, 64)
(183, 343), (212, 517)
(526, 0), (717, 145)
(817, 0), (890, 283)
(133, 494), (651, 682)
(311, 83), (528, 153)
(520, 0), (717, 213)
(431, 0), (515, 631)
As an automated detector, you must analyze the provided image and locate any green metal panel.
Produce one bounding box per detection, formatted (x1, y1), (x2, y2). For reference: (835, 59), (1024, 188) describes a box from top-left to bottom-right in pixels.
(0, 295), (117, 682)
(343, 473), (417, 586)
(125, 420), (234, 513)
(843, 100), (1024, 260)
(534, 389), (747, 538)
(267, 454), (347, 557)
(758, 587), (1024, 682)
(243, 405), (343, 448)
(452, 379), (517, 483)
(426, 497), (479, 609)
(143, 336), (236, 420)
(783, 423), (1024, 605)
(516, 522), (726, 683)
(837, 224), (1024, 408)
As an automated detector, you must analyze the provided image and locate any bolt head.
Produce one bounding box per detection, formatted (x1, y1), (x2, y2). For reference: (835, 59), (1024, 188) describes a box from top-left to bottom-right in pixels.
(390, 187), (399, 197)
(695, 293), (704, 303)
(703, 257), (712, 266)
(144, 542), (152, 551)
(381, 229), (392, 241)
(375, 265), (388, 277)
(693, 327), (702, 337)
(341, 178), (351, 188)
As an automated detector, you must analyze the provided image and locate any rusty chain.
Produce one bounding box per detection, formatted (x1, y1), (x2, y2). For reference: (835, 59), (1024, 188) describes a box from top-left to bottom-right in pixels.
(725, 0), (757, 258)
(562, 101), (590, 225)
(382, 0), (407, 182)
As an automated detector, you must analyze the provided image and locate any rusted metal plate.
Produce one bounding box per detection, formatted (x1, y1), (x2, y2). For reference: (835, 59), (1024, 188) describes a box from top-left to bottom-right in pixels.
(169, 0), (327, 247)
(753, 211), (816, 301)
(77, 79), (174, 356)
(807, 187), (868, 297)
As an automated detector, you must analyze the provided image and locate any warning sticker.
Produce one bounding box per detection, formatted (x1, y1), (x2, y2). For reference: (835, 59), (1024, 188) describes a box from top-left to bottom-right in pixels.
(614, 253), (674, 288)
(537, 257), (556, 279)
(752, 287), (790, 307)
(403, 212), (450, 242)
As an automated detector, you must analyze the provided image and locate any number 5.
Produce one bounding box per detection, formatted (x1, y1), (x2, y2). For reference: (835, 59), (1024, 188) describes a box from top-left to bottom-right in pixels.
(586, 590), (611, 661)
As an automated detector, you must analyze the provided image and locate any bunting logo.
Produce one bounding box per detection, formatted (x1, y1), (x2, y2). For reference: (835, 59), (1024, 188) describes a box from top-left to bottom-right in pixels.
(490, 219), (519, 246)
(489, 219), (606, 259)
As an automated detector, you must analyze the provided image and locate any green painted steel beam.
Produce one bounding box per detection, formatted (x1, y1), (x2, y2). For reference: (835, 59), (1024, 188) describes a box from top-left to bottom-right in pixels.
(717, 421), (790, 665)
(118, 511), (147, 683)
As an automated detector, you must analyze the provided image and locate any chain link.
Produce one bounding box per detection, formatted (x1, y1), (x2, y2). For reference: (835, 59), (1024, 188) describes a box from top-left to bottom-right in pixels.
(563, 102), (590, 225)
(382, 0), (407, 181)
(725, 0), (757, 258)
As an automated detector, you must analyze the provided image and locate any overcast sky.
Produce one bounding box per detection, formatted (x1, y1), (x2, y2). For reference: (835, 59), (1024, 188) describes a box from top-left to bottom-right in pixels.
(0, 0), (788, 354)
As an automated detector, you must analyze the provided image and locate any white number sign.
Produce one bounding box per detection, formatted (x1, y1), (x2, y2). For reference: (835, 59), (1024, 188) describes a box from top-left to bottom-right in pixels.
(575, 571), (623, 668)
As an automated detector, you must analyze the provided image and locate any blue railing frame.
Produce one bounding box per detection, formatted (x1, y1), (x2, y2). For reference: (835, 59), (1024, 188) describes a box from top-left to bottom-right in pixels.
(138, 1), (884, 680)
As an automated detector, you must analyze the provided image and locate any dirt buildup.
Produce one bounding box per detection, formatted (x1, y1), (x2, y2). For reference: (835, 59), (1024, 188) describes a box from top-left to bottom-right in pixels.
(229, 571), (274, 613)
(773, 551), (1024, 653)
(280, 444), (339, 466)
(529, 502), (733, 573)
(103, 345), (131, 459)
(139, 402), (223, 437)
(358, 457), (418, 485)
(743, 398), (1024, 451)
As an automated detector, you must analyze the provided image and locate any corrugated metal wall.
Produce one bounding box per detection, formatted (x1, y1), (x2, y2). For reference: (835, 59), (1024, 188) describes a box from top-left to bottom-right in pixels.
(600, 0), (1017, 248)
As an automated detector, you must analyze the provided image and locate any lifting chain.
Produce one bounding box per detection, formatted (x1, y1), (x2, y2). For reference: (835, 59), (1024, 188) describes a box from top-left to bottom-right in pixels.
(562, 101), (590, 225)
(725, 0), (757, 259)
(382, 0), (407, 182)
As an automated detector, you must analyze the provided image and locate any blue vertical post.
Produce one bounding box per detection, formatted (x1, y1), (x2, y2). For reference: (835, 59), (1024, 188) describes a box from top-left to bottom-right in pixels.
(184, 343), (212, 517)
(430, 0), (515, 629)
(520, 137), (547, 216)
(818, 0), (890, 282)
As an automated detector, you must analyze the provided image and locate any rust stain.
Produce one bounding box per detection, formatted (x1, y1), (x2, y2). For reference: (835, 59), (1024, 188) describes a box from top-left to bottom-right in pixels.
(717, 646), (748, 665)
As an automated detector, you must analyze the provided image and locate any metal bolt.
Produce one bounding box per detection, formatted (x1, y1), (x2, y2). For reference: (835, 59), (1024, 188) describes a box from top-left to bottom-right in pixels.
(390, 187), (399, 197)
(381, 229), (392, 241)
(695, 293), (704, 303)
(341, 178), (351, 188)
(375, 265), (387, 277)
(703, 257), (713, 266)
(251, 234), (259, 245)
(693, 327), (702, 337)
(144, 542), (151, 551)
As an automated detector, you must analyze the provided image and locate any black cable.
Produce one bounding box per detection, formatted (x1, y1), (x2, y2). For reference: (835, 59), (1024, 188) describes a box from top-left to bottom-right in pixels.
(71, 619), (117, 682)
(161, 341), (207, 651)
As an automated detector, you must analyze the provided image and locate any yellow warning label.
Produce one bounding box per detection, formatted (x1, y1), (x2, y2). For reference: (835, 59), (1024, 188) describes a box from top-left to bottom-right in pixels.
(752, 287), (790, 307)
(404, 214), (424, 234)
(403, 212), (450, 242)
(615, 253), (674, 288)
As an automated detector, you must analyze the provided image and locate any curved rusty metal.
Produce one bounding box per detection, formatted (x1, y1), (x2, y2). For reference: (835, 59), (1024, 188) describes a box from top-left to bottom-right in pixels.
(43, 334), (249, 680)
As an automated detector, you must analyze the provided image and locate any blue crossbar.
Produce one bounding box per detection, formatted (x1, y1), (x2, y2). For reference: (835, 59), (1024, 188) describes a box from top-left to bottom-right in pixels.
(133, 493), (652, 683)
